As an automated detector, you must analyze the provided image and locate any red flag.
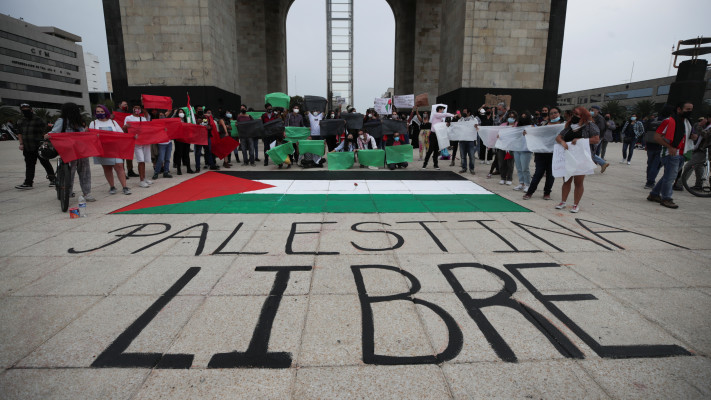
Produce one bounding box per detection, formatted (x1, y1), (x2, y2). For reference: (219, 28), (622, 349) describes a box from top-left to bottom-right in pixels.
(211, 135), (239, 159)
(141, 94), (173, 110)
(208, 115), (220, 140)
(176, 122), (208, 145)
(113, 111), (130, 127)
(129, 120), (172, 145)
(88, 129), (136, 159)
(49, 132), (103, 162)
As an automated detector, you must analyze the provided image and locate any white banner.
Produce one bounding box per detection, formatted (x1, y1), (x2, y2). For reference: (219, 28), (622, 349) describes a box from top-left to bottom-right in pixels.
(374, 98), (392, 115)
(431, 103), (448, 116)
(478, 126), (502, 149)
(495, 127), (529, 152)
(523, 124), (565, 153)
(552, 139), (596, 181)
(433, 122), (450, 150)
(393, 94), (414, 109)
(432, 120), (478, 150)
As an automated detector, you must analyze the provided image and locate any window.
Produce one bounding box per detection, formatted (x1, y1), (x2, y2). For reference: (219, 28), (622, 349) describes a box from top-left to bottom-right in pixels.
(0, 81), (83, 98)
(589, 93), (602, 102)
(2, 97), (82, 110)
(1, 64), (81, 85)
(577, 97), (588, 105)
(0, 47), (79, 71)
(604, 87), (653, 101)
(0, 30), (77, 58)
(657, 85), (670, 95)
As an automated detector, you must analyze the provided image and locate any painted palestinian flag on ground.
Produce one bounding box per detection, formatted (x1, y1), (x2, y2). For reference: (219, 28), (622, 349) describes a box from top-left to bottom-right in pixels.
(111, 171), (529, 214)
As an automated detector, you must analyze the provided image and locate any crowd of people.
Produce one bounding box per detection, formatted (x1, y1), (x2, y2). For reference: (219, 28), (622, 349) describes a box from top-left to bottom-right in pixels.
(12, 97), (710, 212)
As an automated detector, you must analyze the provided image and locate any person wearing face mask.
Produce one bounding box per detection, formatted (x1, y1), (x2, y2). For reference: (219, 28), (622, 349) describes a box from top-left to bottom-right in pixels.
(512, 111), (534, 191)
(619, 113), (644, 165)
(331, 133), (357, 152)
(236, 105), (256, 166)
(123, 104), (154, 188)
(262, 103), (284, 166)
(589, 105), (610, 173)
(15, 103), (56, 190)
(48, 102), (94, 201)
(286, 105), (304, 127)
(356, 130), (377, 169)
(170, 108), (195, 175)
(554, 107), (600, 213)
(523, 106), (562, 201)
(599, 113), (615, 160)
(385, 131), (409, 170)
(422, 105), (455, 170)
(537, 106), (549, 125)
(477, 106), (495, 165)
(90, 104), (131, 195)
(495, 110), (518, 185)
(457, 108), (480, 174)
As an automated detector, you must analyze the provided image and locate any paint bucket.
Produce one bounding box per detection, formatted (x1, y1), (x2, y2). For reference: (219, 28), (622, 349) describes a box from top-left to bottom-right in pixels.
(69, 207), (80, 219)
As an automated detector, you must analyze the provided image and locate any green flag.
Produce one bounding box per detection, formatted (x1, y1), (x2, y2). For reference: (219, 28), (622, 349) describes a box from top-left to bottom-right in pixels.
(266, 142), (294, 165)
(247, 112), (263, 120)
(385, 145), (414, 164)
(357, 149), (385, 167)
(230, 120), (238, 138)
(285, 127), (310, 142)
(327, 152), (355, 170)
(265, 92), (290, 110)
(298, 140), (325, 156)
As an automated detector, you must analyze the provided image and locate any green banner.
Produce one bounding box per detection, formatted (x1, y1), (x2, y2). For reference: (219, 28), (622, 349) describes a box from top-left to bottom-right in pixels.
(265, 141), (294, 165)
(298, 140), (325, 156)
(327, 152), (355, 170)
(230, 120), (238, 137)
(265, 92), (290, 110)
(285, 127), (311, 142)
(385, 145), (414, 164)
(356, 149), (385, 167)
(247, 111), (263, 120)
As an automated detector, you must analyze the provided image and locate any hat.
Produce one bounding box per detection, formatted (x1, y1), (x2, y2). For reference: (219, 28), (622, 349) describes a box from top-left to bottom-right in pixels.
(20, 103), (31, 108)
(591, 105), (601, 111)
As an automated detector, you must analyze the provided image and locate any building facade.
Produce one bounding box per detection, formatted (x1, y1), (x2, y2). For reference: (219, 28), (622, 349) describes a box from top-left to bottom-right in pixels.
(0, 14), (90, 112)
(84, 52), (102, 92)
(557, 71), (711, 112)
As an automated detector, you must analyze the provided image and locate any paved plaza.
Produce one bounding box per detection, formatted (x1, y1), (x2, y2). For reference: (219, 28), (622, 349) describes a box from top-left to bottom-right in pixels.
(0, 141), (710, 399)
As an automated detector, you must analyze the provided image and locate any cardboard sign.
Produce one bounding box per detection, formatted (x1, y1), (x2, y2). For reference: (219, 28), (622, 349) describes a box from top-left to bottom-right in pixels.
(415, 93), (429, 107)
(484, 94), (511, 109)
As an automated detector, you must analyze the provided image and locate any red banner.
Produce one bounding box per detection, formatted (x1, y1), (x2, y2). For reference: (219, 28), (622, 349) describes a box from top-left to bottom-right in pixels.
(88, 129), (136, 159)
(141, 94), (173, 110)
(126, 118), (180, 145)
(173, 123), (208, 145)
(113, 111), (130, 127)
(49, 132), (103, 162)
(211, 135), (239, 159)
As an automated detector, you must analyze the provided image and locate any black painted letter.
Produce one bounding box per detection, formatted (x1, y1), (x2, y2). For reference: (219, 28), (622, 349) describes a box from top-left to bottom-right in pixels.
(68, 223), (171, 254)
(350, 222), (405, 251)
(285, 222), (338, 255)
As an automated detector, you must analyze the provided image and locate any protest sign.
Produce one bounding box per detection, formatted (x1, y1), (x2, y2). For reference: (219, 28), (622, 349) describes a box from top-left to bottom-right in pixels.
(393, 94), (414, 109)
(431, 103), (448, 116)
(382, 119), (407, 137)
(88, 130), (135, 159)
(49, 132), (103, 163)
(304, 95), (327, 114)
(237, 119), (264, 138)
(298, 140), (326, 156)
(433, 122), (450, 149)
(363, 120), (383, 138)
(524, 124), (565, 153)
(265, 92), (290, 110)
(265, 141), (294, 165)
(495, 127), (529, 152)
(327, 151), (355, 170)
(385, 145), (414, 164)
(341, 113), (364, 130)
(552, 139), (595, 181)
(357, 149), (385, 167)
(484, 94), (511, 109)
(374, 98), (392, 115)
(141, 94), (172, 110)
(415, 93), (429, 107)
(448, 120), (478, 141)
(319, 119), (346, 136)
(478, 126), (503, 149)
(285, 127), (311, 142)
(264, 119), (285, 137)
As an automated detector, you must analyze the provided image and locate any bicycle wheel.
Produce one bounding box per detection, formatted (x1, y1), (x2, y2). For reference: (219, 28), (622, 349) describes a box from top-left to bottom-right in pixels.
(55, 160), (62, 200)
(681, 160), (711, 197)
(58, 162), (71, 211)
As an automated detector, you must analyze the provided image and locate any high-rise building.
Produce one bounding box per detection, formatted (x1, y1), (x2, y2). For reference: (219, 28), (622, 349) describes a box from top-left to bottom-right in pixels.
(0, 14), (90, 112)
(84, 52), (101, 92)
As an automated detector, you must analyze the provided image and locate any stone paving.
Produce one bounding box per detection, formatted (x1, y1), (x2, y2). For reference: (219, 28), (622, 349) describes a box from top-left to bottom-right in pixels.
(0, 141), (709, 399)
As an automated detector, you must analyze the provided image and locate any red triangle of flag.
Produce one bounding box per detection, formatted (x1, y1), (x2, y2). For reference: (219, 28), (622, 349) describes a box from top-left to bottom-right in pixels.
(111, 172), (275, 213)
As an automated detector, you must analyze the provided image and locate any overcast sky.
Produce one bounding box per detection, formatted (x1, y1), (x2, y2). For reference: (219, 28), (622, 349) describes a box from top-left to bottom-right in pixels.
(1, 0), (709, 111)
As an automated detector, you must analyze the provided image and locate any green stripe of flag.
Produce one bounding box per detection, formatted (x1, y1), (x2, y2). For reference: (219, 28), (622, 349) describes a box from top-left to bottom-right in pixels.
(298, 140), (325, 156)
(117, 193), (530, 214)
(327, 152), (355, 170)
(357, 149), (385, 167)
(265, 142), (294, 165)
(385, 145), (413, 164)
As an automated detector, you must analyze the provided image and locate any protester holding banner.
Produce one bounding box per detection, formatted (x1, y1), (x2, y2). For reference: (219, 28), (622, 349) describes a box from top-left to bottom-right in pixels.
(458, 109), (480, 174)
(151, 111), (174, 180)
(169, 109), (195, 175)
(512, 111), (534, 191)
(523, 106), (562, 200)
(237, 105), (256, 166)
(496, 111), (517, 185)
(123, 104), (153, 188)
(554, 107), (600, 213)
(479, 106), (495, 164)
(262, 103), (283, 166)
(422, 106), (453, 170)
(89, 105), (130, 195)
(49, 103), (94, 200)
(286, 105), (305, 127)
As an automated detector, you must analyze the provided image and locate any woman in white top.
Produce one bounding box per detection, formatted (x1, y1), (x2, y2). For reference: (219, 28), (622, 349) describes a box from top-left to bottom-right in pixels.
(90, 104), (130, 195)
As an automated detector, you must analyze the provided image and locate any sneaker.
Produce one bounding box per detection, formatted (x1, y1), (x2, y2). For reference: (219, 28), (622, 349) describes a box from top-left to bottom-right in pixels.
(470, 170), (475, 175)
(619, 160), (626, 164)
(487, 174), (492, 179)
(522, 194), (532, 200)
(644, 184), (654, 189)
(48, 180), (56, 187)
(140, 181), (149, 188)
(480, 160), (486, 164)
(368, 166), (378, 170)
(601, 163), (609, 173)
(543, 194), (552, 200)
(627, 161), (631, 165)
(203, 165), (209, 170)
(421, 164), (427, 169)
(513, 184), (524, 191)
(435, 166), (440, 170)
(163, 172), (173, 178)
(15, 183), (33, 190)
(555, 202), (566, 209)
(84, 193), (96, 202)
(672, 184), (683, 191)
(145, 179), (153, 185)
(459, 169), (467, 173)
(499, 180), (505, 184)
(660, 199), (679, 209)
(127, 170), (139, 177)
(152, 173), (159, 180)
(123, 187), (132, 195)
(251, 163), (256, 167)
(505, 181), (512, 185)
(522, 185), (529, 192)
(646, 194), (662, 203)
(109, 187), (117, 195)
(570, 204), (580, 213)
(209, 165), (220, 170)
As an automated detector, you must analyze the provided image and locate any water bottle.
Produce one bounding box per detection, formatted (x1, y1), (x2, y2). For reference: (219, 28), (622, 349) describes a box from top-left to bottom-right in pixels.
(78, 195), (87, 217)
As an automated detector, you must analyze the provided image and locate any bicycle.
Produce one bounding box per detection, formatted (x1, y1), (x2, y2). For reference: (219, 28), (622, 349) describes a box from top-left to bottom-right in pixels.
(55, 157), (72, 211)
(681, 148), (711, 197)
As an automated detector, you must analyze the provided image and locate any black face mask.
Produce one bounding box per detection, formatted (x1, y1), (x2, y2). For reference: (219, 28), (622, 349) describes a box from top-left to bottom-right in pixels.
(605, 116), (610, 121)
(571, 116), (581, 124)
(541, 112), (548, 117)
(681, 111), (693, 120)
(485, 112), (491, 116)
(22, 110), (33, 119)
(241, 109), (247, 114)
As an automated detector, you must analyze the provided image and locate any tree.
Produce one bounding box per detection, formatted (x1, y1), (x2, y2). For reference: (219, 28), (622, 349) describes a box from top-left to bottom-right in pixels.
(32, 108), (56, 124)
(0, 104), (20, 126)
(634, 100), (656, 118)
(601, 100), (626, 120)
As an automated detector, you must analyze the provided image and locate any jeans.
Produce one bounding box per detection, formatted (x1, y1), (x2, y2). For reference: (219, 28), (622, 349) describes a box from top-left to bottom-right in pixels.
(599, 140), (609, 159)
(526, 153), (554, 196)
(650, 155), (684, 200)
(513, 150), (532, 185)
(622, 142), (634, 161)
(645, 149), (662, 186)
(23, 149), (55, 185)
(459, 141), (477, 171)
(592, 152), (606, 166)
(241, 137), (255, 164)
(154, 142), (172, 174)
(195, 137), (215, 170)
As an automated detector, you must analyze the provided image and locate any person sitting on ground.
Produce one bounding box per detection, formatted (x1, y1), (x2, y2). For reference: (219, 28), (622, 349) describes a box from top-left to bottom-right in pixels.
(298, 136), (325, 168)
(331, 133), (357, 152)
(386, 131), (409, 170)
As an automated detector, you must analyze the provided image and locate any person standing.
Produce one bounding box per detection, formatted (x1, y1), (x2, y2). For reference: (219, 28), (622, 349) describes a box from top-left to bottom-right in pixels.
(123, 104), (153, 187)
(49, 103), (94, 201)
(89, 104), (131, 195)
(590, 105), (610, 173)
(599, 113), (615, 159)
(458, 109), (480, 174)
(620, 114), (644, 165)
(681, 114), (711, 190)
(554, 106), (600, 213)
(496, 110), (517, 185)
(478, 106), (495, 164)
(237, 105), (256, 166)
(647, 101), (694, 209)
(512, 111), (534, 191)
(15, 103), (55, 190)
(523, 106), (562, 200)
(171, 109), (195, 175)
(263, 103), (283, 166)
(422, 105), (454, 170)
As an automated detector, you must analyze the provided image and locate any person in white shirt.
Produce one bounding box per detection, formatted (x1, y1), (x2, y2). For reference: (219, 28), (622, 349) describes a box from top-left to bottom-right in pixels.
(123, 104), (153, 188)
(90, 104), (131, 195)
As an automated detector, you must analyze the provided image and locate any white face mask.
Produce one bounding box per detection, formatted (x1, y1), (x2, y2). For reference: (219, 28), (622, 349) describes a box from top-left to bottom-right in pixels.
(225, 113), (232, 118)
(178, 113), (185, 118)
(367, 114), (372, 118)
(293, 109), (299, 114)
(359, 134), (365, 139)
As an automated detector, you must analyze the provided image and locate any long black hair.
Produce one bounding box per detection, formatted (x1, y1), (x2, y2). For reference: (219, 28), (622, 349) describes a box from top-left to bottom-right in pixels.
(60, 102), (85, 132)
